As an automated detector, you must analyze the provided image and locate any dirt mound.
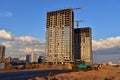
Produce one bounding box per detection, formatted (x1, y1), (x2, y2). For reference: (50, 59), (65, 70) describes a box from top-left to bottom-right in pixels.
(33, 65), (120, 80)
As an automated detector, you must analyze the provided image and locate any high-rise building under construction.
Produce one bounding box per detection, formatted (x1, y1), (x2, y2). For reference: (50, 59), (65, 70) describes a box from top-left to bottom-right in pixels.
(74, 27), (92, 65)
(45, 9), (74, 64)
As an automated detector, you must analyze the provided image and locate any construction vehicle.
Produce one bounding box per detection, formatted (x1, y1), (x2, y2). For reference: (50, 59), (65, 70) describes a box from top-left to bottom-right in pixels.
(92, 64), (103, 70)
(73, 63), (91, 71)
(67, 60), (90, 71)
(67, 60), (103, 71)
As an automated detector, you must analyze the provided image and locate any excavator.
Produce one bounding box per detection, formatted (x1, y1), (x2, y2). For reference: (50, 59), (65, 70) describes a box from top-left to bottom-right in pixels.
(67, 60), (103, 71)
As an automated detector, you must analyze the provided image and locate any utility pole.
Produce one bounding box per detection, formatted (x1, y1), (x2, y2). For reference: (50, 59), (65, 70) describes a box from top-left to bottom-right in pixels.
(76, 20), (84, 28)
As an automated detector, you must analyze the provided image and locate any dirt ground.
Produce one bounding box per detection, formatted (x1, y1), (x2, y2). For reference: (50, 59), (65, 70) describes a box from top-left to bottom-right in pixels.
(0, 63), (67, 72)
(1, 64), (120, 80)
(33, 65), (120, 80)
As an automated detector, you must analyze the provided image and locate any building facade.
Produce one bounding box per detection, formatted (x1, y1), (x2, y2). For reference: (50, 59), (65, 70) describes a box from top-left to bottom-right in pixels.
(0, 45), (5, 62)
(31, 52), (38, 63)
(19, 55), (31, 63)
(74, 27), (92, 65)
(45, 9), (74, 64)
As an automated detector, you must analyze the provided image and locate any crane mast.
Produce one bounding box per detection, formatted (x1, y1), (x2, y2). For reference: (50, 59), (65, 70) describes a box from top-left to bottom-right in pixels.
(70, 7), (84, 28)
(76, 20), (84, 28)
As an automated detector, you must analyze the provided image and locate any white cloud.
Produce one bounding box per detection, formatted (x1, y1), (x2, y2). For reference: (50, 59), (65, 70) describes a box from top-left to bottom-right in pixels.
(92, 36), (120, 63)
(0, 11), (13, 17)
(19, 48), (45, 54)
(0, 30), (14, 40)
(15, 36), (38, 42)
(2, 41), (12, 47)
(19, 47), (33, 53)
(33, 49), (45, 52)
(15, 36), (45, 43)
(1, 35), (45, 58)
(92, 36), (120, 51)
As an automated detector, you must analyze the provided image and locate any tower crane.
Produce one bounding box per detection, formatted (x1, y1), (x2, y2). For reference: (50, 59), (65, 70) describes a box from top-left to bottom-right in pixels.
(70, 7), (84, 28)
(76, 20), (84, 28)
(70, 7), (83, 10)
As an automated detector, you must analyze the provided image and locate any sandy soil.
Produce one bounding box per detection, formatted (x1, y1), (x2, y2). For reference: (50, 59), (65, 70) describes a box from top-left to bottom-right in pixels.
(33, 65), (120, 80)
(1, 64), (120, 80)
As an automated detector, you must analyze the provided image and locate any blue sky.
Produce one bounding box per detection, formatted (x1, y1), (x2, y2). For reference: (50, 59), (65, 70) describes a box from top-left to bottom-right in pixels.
(0, 0), (120, 63)
(0, 0), (120, 40)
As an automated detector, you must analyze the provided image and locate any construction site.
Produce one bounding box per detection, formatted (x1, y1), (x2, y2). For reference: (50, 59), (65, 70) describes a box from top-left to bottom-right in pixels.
(0, 62), (120, 80)
(0, 8), (120, 80)
(45, 7), (93, 65)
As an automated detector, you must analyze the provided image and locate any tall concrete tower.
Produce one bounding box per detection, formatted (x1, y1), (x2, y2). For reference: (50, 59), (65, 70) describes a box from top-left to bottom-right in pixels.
(0, 45), (5, 62)
(74, 27), (92, 65)
(45, 9), (74, 64)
